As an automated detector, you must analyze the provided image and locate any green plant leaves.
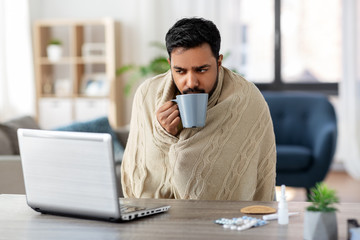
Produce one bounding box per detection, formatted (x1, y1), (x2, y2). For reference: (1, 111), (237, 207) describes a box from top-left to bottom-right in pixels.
(306, 182), (339, 212)
(116, 64), (136, 75)
(116, 41), (238, 96)
(48, 39), (62, 45)
(149, 57), (170, 74)
(116, 42), (170, 96)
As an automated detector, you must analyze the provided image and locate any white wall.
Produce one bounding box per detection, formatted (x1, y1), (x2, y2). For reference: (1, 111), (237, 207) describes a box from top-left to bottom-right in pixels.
(30, 0), (172, 67)
(28, 0), (243, 123)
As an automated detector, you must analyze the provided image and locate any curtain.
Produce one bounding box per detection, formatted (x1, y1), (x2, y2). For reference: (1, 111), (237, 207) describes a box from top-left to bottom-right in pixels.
(0, 0), (35, 121)
(0, 0), (7, 119)
(340, 0), (360, 179)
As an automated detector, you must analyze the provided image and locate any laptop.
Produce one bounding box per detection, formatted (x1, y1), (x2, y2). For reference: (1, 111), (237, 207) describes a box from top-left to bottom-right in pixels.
(17, 128), (170, 222)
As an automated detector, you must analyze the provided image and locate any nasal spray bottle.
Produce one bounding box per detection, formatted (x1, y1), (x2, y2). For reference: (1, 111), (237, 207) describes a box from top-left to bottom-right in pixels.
(278, 184), (289, 225)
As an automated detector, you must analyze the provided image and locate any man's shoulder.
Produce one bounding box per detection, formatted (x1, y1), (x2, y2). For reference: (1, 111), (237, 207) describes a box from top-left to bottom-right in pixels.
(136, 70), (171, 97)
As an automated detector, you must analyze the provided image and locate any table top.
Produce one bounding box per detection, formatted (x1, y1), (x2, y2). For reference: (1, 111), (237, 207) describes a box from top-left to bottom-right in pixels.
(0, 194), (358, 240)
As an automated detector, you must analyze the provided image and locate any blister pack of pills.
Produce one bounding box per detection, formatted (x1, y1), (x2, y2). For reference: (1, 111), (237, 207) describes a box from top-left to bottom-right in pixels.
(214, 216), (268, 232)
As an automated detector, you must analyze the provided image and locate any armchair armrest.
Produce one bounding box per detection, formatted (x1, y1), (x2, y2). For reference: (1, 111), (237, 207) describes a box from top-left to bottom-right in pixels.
(313, 122), (337, 161)
(311, 122), (337, 180)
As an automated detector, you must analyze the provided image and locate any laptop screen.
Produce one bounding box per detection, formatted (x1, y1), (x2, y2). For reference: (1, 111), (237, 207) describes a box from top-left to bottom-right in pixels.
(18, 129), (121, 220)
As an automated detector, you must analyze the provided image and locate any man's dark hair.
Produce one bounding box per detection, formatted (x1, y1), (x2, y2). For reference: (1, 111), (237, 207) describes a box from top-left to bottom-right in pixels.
(165, 18), (221, 60)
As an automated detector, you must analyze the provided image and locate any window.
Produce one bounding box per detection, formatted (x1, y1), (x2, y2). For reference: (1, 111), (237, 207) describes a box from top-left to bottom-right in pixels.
(235, 0), (341, 94)
(281, 0), (342, 84)
(234, 0), (274, 83)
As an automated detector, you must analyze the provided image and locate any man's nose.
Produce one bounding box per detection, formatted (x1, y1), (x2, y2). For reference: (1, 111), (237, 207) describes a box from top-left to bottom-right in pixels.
(186, 72), (199, 89)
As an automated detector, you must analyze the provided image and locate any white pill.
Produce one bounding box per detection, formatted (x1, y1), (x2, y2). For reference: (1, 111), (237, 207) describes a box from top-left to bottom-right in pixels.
(223, 224), (231, 229)
(237, 226), (245, 231)
(236, 219), (243, 224)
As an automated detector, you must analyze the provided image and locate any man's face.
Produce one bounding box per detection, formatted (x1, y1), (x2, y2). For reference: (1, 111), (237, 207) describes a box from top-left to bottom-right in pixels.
(168, 43), (223, 95)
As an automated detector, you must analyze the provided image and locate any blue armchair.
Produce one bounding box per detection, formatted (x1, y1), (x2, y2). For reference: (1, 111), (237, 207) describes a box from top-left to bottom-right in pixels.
(262, 91), (337, 195)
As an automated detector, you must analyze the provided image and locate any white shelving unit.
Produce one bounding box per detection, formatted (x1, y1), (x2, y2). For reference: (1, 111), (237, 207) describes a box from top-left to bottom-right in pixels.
(33, 18), (123, 129)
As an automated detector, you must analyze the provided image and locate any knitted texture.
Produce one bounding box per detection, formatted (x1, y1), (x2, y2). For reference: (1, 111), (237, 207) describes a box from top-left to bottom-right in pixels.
(121, 67), (276, 201)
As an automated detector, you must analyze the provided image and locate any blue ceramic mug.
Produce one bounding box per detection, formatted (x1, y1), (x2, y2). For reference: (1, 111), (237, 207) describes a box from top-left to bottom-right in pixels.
(171, 93), (208, 128)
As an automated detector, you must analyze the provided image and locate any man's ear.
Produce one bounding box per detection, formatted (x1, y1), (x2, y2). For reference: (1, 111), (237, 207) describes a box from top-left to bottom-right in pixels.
(167, 58), (171, 65)
(217, 54), (223, 68)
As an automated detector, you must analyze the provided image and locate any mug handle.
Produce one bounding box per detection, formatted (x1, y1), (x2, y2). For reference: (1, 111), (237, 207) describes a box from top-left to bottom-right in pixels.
(171, 99), (177, 104)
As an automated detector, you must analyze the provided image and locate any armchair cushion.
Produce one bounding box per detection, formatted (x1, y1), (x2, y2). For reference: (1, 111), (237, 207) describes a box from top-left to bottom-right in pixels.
(54, 116), (125, 162)
(276, 145), (312, 171)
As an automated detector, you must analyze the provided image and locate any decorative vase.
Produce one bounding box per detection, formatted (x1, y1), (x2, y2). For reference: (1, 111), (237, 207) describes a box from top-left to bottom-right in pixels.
(46, 44), (63, 62)
(303, 211), (338, 240)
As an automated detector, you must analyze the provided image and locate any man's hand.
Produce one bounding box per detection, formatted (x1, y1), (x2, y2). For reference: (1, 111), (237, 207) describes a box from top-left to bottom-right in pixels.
(156, 101), (181, 136)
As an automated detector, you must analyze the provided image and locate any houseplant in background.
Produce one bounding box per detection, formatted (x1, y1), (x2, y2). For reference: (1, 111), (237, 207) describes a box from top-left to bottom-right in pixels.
(303, 182), (339, 240)
(116, 42), (236, 96)
(116, 42), (170, 96)
(47, 39), (63, 62)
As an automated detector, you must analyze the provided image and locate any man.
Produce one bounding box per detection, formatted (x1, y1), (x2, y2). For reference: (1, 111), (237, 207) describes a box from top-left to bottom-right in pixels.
(121, 18), (276, 201)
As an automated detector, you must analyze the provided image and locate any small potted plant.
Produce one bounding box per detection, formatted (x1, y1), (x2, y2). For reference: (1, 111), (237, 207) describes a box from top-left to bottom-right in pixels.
(47, 39), (63, 62)
(303, 182), (339, 240)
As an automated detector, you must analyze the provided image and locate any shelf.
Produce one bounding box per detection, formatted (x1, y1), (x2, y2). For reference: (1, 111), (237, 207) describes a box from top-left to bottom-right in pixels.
(35, 18), (113, 27)
(40, 94), (73, 98)
(76, 57), (107, 64)
(39, 57), (107, 65)
(33, 18), (123, 129)
(75, 94), (108, 98)
(39, 57), (75, 65)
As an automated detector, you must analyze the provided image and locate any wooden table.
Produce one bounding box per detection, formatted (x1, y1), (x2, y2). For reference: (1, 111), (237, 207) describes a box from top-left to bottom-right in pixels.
(0, 194), (358, 240)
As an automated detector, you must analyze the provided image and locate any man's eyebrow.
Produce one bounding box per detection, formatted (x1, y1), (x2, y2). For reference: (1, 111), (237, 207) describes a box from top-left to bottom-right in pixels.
(173, 64), (211, 70)
(173, 66), (185, 70)
(194, 64), (210, 69)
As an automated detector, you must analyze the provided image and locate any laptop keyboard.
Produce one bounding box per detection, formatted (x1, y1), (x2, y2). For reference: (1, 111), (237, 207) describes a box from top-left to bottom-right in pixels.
(120, 204), (146, 214)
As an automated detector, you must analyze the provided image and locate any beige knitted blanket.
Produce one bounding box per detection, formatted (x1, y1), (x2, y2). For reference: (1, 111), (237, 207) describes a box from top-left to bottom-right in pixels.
(121, 66), (276, 201)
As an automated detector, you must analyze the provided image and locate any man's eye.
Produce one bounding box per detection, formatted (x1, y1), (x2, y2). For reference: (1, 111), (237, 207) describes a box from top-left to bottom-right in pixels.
(176, 70), (184, 74)
(199, 68), (208, 73)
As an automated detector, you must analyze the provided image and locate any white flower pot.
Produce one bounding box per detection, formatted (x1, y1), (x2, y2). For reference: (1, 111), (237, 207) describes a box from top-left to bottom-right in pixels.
(47, 44), (63, 62)
(303, 211), (338, 240)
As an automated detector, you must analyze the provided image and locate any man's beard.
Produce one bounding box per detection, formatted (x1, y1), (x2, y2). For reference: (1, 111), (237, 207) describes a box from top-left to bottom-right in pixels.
(172, 68), (219, 97)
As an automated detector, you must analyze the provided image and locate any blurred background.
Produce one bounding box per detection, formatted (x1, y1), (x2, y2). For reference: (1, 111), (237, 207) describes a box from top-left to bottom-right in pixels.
(0, 0), (359, 201)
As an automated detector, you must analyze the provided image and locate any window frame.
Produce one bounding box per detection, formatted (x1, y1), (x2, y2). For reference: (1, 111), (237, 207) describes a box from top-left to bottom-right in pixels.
(255, 0), (339, 95)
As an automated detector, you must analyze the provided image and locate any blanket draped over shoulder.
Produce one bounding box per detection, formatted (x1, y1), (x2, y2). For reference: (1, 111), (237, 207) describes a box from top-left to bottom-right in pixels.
(121, 66), (276, 201)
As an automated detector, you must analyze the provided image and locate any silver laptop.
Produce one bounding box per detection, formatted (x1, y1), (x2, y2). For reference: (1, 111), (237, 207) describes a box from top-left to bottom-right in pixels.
(17, 128), (170, 222)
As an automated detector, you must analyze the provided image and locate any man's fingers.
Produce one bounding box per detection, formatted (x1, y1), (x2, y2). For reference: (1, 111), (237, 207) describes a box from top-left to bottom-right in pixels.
(157, 101), (176, 113)
(162, 103), (178, 117)
(156, 101), (181, 136)
(165, 109), (180, 124)
(170, 116), (181, 128)
(157, 103), (178, 121)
